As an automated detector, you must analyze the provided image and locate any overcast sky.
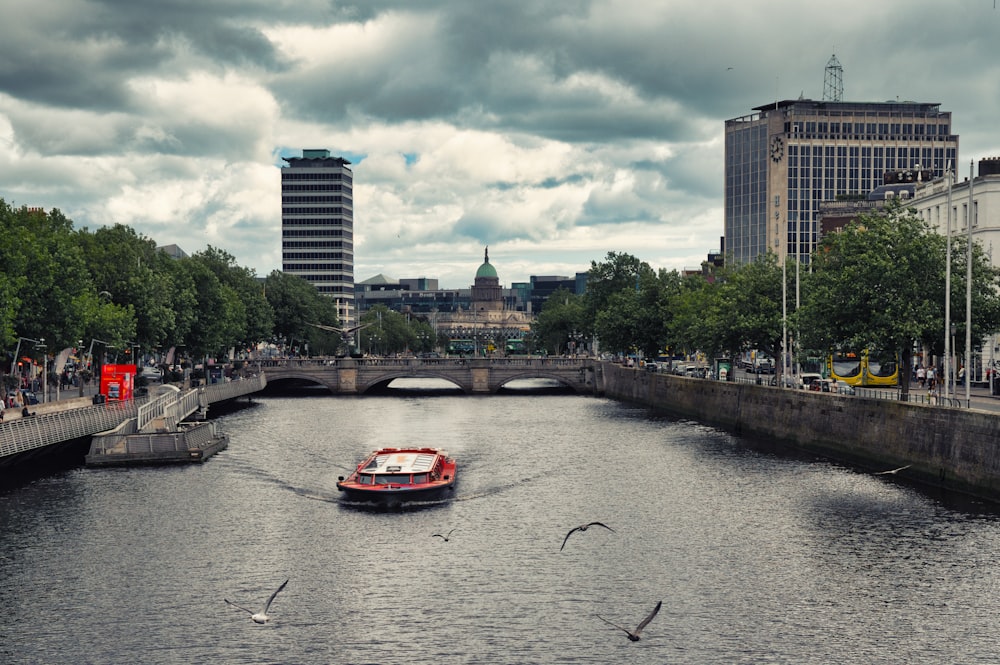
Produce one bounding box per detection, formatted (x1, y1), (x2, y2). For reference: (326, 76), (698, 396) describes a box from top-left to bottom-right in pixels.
(2, 1), (999, 288)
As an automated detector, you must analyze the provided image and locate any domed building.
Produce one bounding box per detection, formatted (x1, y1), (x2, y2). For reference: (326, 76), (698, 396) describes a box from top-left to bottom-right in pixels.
(428, 247), (534, 354)
(471, 247), (503, 313)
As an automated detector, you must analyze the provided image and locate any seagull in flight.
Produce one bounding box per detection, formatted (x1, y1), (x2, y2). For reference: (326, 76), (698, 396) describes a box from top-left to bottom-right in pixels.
(560, 521), (615, 551)
(874, 464), (911, 475)
(225, 579), (288, 624)
(597, 600), (662, 642)
(432, 529), (456, 542)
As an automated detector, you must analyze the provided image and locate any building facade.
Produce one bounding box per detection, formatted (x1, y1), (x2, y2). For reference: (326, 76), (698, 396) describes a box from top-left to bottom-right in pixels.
(725, 100), (958, 266)
(281, 149), (355, 325)
(911, 158), (1000, 256)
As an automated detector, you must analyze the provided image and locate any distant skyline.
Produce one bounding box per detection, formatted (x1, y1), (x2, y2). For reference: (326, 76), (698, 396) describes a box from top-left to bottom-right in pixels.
(2, 1), (999, 287)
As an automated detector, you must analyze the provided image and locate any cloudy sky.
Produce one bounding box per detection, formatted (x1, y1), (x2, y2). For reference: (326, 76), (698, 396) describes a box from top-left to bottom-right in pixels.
(2, 1), (999, 288)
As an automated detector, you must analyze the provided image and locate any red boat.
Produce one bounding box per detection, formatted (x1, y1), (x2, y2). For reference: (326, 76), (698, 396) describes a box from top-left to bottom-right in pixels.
(336, 447), (456, 506)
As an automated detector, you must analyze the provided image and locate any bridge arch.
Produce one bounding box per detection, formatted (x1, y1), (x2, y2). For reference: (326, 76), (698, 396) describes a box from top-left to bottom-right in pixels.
(258, 370), (338, 394)
(491, 371), (583, 393)
(358, 372), (471, 394)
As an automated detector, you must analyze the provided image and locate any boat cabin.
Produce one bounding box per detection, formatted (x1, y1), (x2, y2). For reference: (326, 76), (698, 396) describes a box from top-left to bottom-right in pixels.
(354, 448), (449, 486)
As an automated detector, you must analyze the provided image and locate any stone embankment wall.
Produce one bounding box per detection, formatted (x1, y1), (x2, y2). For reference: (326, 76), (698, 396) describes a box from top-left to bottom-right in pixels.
(597, 362), (1000, 502)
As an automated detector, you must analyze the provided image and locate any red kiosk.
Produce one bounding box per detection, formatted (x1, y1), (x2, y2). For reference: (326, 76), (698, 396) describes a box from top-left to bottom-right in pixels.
(100, 364), (136, 401)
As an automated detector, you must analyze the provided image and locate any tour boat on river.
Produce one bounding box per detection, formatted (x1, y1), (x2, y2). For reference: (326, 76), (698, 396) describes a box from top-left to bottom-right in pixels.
(336, 447), (456, 506)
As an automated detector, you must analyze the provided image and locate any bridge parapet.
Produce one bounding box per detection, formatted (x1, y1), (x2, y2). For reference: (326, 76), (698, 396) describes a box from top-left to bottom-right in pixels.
(259, 357), (596, 394)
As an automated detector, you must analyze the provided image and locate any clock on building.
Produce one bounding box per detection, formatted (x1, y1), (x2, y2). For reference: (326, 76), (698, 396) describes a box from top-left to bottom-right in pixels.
(770, 135), (784, 163)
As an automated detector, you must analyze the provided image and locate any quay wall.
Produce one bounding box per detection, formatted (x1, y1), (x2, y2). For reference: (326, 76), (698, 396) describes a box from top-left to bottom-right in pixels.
(598, 362), (1000, 501)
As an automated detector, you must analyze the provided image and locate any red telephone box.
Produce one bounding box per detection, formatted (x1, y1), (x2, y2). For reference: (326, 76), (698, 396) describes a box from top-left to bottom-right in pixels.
(100, 364), (136, 401)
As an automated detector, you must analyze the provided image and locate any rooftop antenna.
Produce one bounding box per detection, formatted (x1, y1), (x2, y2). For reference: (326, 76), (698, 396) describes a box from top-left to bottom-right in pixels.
(823, 53), (843, 101)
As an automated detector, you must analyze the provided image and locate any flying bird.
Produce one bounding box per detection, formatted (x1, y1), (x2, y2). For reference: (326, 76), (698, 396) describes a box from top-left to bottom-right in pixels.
(560, 521), (615, 551)
(874, 464), (911, 475)
(597, 600), (662, 642)
(432, 529), (456, 542)
(225, 579), (289, 624)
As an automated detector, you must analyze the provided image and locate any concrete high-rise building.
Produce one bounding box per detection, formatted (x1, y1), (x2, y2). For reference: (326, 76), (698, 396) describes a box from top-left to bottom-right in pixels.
(281, 149), (355, 324)
(724, 99), (958, 266)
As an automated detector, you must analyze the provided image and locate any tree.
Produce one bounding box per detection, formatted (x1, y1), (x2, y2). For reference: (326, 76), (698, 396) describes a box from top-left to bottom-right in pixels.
(264, 270), (340, 355)
(358, 306), (412, 355)
(192, 247), (273, 355)
(797, 200), (1000, 398)
(711, 254), (785, 367)
(532, 288), (584, 354)
(584, 252), (645, 320)
(76, 224), (176, 354)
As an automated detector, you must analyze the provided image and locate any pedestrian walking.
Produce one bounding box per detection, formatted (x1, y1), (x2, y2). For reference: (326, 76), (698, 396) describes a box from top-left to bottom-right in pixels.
(916, 365), (925, 387)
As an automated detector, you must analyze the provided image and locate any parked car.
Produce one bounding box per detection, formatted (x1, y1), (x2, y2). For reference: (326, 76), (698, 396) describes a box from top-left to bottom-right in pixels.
(798, 373), (824, 390)
(7, 389), (39, 406)
(139, 366), (161, 381)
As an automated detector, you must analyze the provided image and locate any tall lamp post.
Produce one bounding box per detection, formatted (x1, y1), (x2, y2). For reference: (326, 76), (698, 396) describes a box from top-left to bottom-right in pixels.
(38, 340), (47, 403)
(12, 337), (43, 396)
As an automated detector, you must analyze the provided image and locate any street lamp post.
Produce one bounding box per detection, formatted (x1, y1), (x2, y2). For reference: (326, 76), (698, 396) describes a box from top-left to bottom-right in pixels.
(951, 323), (957, 398)
(38, 340), (47, 404)
(12, 336), (43, 396)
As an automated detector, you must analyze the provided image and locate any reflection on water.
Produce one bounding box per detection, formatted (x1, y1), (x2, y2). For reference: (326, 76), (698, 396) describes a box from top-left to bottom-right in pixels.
(3, 386), (1000, 664)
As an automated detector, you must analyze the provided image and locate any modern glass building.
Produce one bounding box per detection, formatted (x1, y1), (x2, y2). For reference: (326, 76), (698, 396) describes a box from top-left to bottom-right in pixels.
(281, 149), (355, 325)
(725, 100), (958, 265)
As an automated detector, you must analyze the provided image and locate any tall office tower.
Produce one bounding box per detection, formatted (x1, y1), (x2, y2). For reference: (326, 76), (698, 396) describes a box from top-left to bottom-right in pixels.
(281, 149), (355, 325)
(724, 99), (958, 266)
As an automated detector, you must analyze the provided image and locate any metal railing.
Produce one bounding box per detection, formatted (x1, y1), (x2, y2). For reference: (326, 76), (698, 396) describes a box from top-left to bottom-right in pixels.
(0, 400), (142, 459)
(1, 373), (266, 462)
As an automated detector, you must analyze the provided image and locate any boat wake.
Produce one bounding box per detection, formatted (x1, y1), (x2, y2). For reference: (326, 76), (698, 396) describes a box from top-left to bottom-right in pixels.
(452, 472), (545, 502)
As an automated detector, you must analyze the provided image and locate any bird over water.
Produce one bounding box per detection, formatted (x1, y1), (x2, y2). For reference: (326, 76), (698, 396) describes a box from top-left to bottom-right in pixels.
(597, 600), (662, 641)
(225, 579), (288, 624)
(560, 521), (615, 551)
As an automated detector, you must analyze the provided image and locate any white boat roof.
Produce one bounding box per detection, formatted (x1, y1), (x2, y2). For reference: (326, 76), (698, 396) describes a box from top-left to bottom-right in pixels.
(364, 450), (442, 474)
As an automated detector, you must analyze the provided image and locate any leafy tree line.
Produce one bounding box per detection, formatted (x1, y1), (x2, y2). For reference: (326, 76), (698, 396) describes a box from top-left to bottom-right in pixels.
(533, 201), (1000, 398)
(0, 200), (343, 379)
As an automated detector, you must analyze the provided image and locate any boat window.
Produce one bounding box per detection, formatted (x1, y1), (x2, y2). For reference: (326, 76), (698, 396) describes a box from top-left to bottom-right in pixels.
(358, 473), (374, 485)
(412, 473), (428, 484)
(374, 474), (410, 485)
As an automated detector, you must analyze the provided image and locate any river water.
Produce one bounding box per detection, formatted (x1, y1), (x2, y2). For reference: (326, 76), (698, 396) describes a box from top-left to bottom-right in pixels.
(3, 380), (1000, 664)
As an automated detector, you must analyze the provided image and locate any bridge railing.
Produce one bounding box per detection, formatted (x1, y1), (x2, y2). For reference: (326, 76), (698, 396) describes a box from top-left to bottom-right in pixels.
(0, 400), (142, 459)
(256, 356), (588, 368)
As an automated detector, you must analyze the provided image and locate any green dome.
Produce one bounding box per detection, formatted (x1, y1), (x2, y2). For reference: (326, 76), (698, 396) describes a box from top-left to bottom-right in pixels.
(475, 247), (498, 279)
(476, 262), (498, 279)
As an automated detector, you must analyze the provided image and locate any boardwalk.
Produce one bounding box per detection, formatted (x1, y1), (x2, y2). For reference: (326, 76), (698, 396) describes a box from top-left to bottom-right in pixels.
(0, 375), (266, 468)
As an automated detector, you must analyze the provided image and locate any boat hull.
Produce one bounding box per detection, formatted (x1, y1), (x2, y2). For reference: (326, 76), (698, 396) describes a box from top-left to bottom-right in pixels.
(336, 447), (456, 507)
(336, 480), (455, 507)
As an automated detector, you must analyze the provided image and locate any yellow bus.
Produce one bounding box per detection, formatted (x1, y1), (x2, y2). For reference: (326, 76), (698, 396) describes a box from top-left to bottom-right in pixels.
(827, 349), (898, 386)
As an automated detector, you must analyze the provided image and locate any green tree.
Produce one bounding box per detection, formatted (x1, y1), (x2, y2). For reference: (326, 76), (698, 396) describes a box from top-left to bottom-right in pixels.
(76, 224), (175, 355)
(264, 270), (340, 355)
(358, 306), (412, 355)
(192, 247), (273, 355)
(797, 200), (1000, 398)
(532, 288), (584, 354)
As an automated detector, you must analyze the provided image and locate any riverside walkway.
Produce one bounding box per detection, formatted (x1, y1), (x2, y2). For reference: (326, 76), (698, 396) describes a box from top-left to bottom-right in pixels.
(0, 374), (266, 469)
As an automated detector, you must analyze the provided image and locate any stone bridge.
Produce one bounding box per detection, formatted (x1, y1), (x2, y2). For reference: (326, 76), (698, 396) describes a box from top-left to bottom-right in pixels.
(259, 357), (598, 394)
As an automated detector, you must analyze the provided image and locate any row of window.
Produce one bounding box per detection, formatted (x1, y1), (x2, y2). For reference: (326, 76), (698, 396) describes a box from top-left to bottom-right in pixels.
(283, 252), (350, 260)
(282, 195), (353, 204)
(283, 241), (351, 250)
(283, 229), (353, 238)
(281, 218), (352, 227)
(282, 207), (354, 216)
(282, 263), (352, 272)
(281, 172), (352, 182)
(314, 285), (354, 295)
(281, 184), (350, 192)
(785, 121), (951, 137)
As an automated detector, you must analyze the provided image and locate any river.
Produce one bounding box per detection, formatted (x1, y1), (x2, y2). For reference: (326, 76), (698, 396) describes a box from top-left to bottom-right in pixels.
(3, 379), (1000, 664)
